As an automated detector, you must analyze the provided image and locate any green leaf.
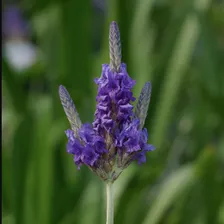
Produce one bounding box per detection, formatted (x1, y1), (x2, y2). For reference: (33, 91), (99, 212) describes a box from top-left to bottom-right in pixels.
(12, 113), (34, 224)
(129, 0), (155, 96)
(59, 0), (93, 120)
(143, 165), (195, 224)
(2, 60), (27, 114)
(31, 97), (54, 224)
(151, 0), (212, 150)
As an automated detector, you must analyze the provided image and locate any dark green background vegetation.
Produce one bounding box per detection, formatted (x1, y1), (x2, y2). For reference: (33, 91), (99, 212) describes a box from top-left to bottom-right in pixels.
(2, 0), (224, 223)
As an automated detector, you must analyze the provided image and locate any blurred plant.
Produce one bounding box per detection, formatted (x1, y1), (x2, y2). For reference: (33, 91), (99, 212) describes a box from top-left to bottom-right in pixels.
(2, 5), (38, 72)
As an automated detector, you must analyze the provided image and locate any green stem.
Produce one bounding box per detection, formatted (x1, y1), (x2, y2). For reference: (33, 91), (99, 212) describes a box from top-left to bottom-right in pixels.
(106, 182), (114, 224)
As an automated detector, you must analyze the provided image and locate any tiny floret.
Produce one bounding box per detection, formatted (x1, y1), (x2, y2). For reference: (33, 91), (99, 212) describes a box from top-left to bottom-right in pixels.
(59, 21), (155, 182)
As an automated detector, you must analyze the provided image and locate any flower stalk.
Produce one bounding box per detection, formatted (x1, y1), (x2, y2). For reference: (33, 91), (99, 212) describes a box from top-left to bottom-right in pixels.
(59, 21), (155, 224)
(106, 182), (114, 224)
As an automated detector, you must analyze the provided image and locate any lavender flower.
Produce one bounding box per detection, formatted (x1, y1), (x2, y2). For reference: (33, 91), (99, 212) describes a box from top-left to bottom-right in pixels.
(59, 21), (155, 182)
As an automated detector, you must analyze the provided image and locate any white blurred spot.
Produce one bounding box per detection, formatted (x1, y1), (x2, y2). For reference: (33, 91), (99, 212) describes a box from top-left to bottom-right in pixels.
(4, 40), (37, 72)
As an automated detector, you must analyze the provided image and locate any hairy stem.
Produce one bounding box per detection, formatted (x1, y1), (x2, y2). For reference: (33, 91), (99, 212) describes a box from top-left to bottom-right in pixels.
(106, 182), (114, 224)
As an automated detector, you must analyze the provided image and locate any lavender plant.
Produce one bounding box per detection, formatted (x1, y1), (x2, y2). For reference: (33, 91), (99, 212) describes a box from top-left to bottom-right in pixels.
(59, 21), (155, 224)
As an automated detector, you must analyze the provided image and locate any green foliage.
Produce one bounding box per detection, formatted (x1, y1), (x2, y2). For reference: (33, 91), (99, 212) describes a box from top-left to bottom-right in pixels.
(2, 0), (224, 223)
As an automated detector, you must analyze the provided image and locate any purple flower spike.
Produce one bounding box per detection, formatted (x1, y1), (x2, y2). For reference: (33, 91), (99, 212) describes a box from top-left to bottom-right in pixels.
(59, 21), (155, 182)
(93, 63), (135, 136)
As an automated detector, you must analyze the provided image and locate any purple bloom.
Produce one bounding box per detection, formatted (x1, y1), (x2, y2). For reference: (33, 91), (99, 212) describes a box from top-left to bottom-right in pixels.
(65, 124), (107, 169)
(59, 21), (155, 182)
(2, 5), (30, 39)
(133, 129), (155, 164)
(93, 63), (135, 134)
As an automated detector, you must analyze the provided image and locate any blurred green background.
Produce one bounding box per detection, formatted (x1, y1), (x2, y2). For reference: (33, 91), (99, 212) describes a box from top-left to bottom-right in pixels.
(2, 0), (224, 224)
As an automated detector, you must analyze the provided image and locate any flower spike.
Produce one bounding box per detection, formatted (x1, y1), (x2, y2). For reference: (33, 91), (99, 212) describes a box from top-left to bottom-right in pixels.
(59, 85), (82, 137)
(135, 82), (152, 129)
(109, 21), (121, 72)
(59, 22), (155, 183)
